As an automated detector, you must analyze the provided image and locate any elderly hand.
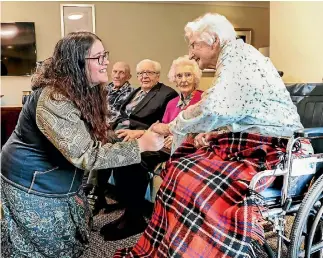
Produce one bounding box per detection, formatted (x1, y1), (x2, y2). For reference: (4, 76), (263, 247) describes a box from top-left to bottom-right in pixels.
(137, 131), (164, 152)
(116, 129), (145, 142)
(150, 121), (170, 136)
(194, 133), (208, 148)
(164, 135), (173, 150)
(194, 132), (219, 148)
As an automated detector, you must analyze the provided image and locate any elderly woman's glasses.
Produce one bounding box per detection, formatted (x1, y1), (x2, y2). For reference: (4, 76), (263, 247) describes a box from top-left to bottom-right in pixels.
(85, 51), (109, 65)
(188, 40), (207, 50)
(189, 42), (196, 50)
(176, 72), (193, 80)
(136, 71), (159, 77)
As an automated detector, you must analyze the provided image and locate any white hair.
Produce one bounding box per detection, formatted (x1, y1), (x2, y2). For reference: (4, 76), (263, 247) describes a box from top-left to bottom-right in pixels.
(136, 59), (161, 73)
(168, 55), (202, 88)
(184, 13), (237, 47)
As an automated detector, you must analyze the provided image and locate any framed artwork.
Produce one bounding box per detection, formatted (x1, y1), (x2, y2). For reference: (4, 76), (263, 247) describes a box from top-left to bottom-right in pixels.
(60, 4), (95, 38)
(235, 28), (252, 44)
(202, 69), (216, 73)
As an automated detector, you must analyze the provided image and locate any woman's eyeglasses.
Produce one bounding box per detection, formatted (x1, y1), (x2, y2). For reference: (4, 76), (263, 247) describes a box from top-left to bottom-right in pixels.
(175, 72), (193, 80)
(85, 51), (109, 65)
(188, 42), (197, 50)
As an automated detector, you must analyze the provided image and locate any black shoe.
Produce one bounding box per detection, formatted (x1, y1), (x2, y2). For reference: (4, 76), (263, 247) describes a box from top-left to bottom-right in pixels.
(87, 186), (106, 216)
(100, 213), (147, 241)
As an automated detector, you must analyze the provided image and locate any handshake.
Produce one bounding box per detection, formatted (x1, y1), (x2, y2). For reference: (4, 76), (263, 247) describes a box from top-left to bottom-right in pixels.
(115, 121), (217, 153)
(115, 121), (171, 153)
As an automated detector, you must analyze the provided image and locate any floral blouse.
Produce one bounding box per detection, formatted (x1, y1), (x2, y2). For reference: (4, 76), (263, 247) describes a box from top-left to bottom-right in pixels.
(169, 39), (303, 150)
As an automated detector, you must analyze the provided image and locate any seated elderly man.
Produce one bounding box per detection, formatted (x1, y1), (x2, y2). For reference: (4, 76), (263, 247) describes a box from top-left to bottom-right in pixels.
(97, 59), (177, 240)
(106, 61), (134, 124)
(83, 62), (134, 196)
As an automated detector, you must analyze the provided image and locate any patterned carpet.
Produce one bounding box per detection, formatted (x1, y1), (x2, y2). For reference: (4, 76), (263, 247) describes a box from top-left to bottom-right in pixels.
(80, 197), (292, 258)
(80, 208), (141, 258)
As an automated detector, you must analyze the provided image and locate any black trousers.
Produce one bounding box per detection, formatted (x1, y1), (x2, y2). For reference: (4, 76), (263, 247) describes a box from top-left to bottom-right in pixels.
(98, 151), (169, 215)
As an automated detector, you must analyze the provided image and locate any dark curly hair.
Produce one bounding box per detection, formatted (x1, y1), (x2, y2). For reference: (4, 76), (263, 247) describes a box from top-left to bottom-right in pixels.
(31, 31), (113, 144)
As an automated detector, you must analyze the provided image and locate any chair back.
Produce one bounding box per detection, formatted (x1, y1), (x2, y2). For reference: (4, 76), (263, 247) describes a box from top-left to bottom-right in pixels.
(286, 83), (323, 153)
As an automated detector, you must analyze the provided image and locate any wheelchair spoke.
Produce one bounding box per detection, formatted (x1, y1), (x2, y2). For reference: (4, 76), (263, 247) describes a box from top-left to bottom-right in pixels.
(310, 201), (322, 217)
(305, 203), (323, 258)
(313, 201), (323, 212)
(302, 231), (309, 237)
(296, 222), (323, 257)
(288, 176), (323, 258)
(299, 240), (323, 257)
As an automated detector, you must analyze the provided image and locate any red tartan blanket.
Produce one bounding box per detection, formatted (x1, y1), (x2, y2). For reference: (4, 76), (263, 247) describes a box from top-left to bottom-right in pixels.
(114, 132), (289, 258)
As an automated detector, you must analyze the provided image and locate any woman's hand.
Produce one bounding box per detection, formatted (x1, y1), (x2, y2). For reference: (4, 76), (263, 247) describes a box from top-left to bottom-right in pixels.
(164, 135), (173, 150)
(137, 131), (164, 152)
(150, 121), (170, 136)
(194, 133), (208, 148)
(116, 129), (145, 142)
(194, 132), (219, 148)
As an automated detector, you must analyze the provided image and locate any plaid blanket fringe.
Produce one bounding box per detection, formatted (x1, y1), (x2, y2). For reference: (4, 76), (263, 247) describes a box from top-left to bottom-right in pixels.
(114, 132), (290, 258)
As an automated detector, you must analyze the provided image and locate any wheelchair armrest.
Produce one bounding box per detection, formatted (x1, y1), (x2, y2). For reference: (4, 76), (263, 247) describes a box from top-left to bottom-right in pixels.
(249, 168), (287, 191)
(294, 127), (323, 138)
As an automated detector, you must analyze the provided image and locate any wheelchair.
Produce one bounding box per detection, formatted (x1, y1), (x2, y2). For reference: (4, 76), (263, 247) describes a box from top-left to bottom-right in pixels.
(85, 83), (323, 258)
(249, 83), (323, 258)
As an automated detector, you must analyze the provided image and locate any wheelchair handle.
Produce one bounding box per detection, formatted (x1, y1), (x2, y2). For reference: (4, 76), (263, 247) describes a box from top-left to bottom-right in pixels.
(294, 127), (323, 138)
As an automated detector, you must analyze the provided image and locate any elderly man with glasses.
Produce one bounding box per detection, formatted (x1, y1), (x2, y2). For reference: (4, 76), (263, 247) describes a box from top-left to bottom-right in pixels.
(95, 59), (177, 241)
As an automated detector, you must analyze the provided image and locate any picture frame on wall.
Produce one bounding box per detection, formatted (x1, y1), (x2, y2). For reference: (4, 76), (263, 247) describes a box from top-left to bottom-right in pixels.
(60, 4), (95, 38)
(235, 28), (252, 45)
(202, 69), (216, 73)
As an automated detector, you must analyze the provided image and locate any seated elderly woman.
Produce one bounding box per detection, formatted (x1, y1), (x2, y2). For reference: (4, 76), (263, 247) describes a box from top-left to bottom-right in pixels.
(114, 13), (311, 257)
(162, 55), (203, 150)
(148, 56), (203, 193)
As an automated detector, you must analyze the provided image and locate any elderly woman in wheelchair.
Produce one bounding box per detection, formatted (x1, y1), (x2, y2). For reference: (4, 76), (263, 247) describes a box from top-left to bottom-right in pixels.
(114, 13), (323, 258)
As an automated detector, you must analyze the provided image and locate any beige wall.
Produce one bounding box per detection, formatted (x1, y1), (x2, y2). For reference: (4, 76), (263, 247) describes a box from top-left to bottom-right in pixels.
(270, 1), (323, 83)
(1, 1), (269, 106)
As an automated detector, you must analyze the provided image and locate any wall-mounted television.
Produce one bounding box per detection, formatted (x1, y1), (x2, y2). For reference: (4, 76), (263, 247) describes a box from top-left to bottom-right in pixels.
(1, 22), (37, 76)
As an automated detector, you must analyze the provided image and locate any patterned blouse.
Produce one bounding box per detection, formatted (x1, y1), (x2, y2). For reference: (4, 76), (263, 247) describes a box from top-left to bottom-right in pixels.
(162, 90), (203, 124)
(177, 91), (195, 109)
(106, 81), (134, 123)
(36, 87), (141, 171)
(169, 39), (303, 150)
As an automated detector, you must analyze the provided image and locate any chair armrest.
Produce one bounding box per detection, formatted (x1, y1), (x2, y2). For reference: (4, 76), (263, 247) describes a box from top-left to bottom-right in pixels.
(249, 168), (287, 191)
(294, 127), (323, 138)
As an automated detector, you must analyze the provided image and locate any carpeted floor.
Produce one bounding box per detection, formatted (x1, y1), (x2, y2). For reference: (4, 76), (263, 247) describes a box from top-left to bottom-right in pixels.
(80, 208), (141, 258)
(80, 197), (292, 258)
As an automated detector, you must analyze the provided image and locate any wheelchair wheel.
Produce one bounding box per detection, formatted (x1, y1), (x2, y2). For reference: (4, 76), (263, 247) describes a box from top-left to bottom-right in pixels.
(288, 174), (323, 258)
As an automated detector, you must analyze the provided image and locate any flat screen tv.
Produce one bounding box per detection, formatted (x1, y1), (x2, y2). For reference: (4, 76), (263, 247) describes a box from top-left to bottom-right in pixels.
(1, 22), (37, 76)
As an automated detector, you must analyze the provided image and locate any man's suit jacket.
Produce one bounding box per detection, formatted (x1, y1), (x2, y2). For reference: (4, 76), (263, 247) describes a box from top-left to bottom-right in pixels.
(113, 82), (178, 130)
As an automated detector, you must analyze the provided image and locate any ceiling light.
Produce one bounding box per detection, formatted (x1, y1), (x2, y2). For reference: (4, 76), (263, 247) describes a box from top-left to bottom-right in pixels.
(67, 13), (84, 20)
